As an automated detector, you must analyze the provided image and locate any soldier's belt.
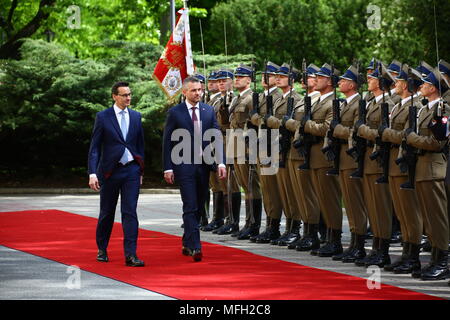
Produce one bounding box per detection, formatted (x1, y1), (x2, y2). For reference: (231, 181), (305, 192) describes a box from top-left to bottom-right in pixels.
(417, 149), (444, 156)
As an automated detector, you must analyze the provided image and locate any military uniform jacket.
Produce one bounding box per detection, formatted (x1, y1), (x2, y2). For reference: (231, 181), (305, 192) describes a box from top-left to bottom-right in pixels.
(357, 93), (395, 174)
(285, 91), (321, 161)
(382, 95), (421, 176)
(250, 88), (283, 128)
(215, 91), (234, 131)
(304, 92), (336, 169)
(333, 94), (361, 170)
(207, 92), (222, 108)
(406, 100), (449, 182)
(227, 89), (254, 159)
(442, 90), (450, 104)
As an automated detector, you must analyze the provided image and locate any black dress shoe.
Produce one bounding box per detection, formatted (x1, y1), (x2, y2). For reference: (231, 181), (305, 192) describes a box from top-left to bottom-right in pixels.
(125, 255), (145, 267)
(182, 246), (192, 256)
(191, 249), (203, 262)
(97, 249), (108, 262)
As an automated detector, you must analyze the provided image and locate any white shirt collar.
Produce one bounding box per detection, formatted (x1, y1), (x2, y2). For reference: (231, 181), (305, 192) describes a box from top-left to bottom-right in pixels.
(210, 92), (221, 100)
(185, 100), (200, 110)
(375, 92), (389, 104)
(319, 91), (334, 102)
(346, 93), (359, 104)
(427, 98), (440, 110)
(239, 88), (251, 97)
(264, 86), (277, 96)
(400, 93), (419, 106)
(390, 88), (397, 96)
(114, 104), (127, 114)
(282, 88), (296, 99)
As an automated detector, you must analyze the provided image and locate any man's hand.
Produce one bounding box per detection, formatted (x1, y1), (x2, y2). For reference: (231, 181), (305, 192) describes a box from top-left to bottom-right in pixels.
(218, 166), (227, 180)
(140, 176), (143, 186)
(164, 171), (175, 184)
(89, 176), (100, 192)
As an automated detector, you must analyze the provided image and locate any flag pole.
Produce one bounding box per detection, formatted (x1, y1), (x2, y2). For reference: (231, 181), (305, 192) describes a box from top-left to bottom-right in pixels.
(183, 0), (194, 76)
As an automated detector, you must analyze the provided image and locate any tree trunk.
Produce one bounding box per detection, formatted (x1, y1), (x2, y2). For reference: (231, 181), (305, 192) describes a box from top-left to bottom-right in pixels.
(0, 0), (56, 60)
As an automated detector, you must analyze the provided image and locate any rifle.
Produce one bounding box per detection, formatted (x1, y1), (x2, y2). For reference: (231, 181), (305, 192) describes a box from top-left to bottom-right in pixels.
(347, 62), (367, 179)
(279, 63), (295, 168)
(370, 63), (390, 184)
(219, 89), (232, 125)
(295, 59), (314, 170)
(321, 63), (341, 176)
(264, 62), (274, 159)
(248, 59), (259, 131)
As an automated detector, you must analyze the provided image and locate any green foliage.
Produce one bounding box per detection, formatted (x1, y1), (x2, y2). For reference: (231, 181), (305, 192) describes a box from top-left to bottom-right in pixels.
(0, 39), (167, 174)
(206, 0), (450, 71)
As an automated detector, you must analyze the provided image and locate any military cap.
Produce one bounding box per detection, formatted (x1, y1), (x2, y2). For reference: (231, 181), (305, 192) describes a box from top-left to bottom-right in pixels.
(193, 73), (206, 83)
(367, 58), (379, 70)
(234, 64), (253, 77)
(396, 64), (423, 90)
(438, 59), (450, 77)
(307, 63), (320, 77)
(387, 60), (402, 74)
(368, 62), (395, 89)
(395, 64), (409, 82)
(208, 70), (218, 81)
(276, 63), (300, 79)
(422, 68), (449, 93)
(416, 61), (433, 77)
(316, 63), (341, 78)
(262, 61), (280, 75)
(215, 69), (234, 80)
(340, 65), (358, 82)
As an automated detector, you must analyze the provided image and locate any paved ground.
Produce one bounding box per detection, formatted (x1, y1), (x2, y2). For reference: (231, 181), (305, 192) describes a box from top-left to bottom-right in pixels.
(0, 193), (449, 300)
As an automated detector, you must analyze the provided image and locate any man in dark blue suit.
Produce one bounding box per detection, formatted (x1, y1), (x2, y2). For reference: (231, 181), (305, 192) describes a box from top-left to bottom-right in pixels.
(163, 76), (226, 262)
(88, 81), (145, 267)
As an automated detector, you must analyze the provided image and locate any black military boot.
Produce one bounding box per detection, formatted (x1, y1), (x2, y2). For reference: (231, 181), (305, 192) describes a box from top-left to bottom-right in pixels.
(256, 218), (281, 243)
(384, 242), (410, 272)
(279, 220), (301, 246)
(251, 216), (271, 242)
(420, 248), (450, 280)
(355, 237), (379, 267)
(318, 214), (327, 244)
(333, 232), (355, 261)
(238, 198), (262, 240)
(271, 218), (292, 245)
(212, 194), (232, 234)
(318, 229), (343, 258)
(296, 223), (320, 252)
(343, 233), (366, 263)
(233, 198), (251, 237)
(394, 243), (421, 274)
(201, 192), (224, 231)
(366, 237), (391, 268)
(390, 213), (402, 244)
(216, 192), (241, 235)
(288, 222), (307, 249)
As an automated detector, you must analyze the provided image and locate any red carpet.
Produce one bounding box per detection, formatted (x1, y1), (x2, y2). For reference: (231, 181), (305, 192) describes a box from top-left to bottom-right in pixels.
(0, 210), (441, 300)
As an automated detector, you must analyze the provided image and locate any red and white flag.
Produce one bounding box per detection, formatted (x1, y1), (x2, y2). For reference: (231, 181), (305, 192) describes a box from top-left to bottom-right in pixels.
(152, 7), (195, 101)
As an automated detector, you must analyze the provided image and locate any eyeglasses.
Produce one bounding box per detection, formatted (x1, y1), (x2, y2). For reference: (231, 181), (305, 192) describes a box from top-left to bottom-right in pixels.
(117, 93), (132, 97)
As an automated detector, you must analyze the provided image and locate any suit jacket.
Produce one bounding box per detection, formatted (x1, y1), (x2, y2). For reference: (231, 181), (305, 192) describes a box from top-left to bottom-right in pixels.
(88, 106), (145, 179)
(162, 102), (224, 176)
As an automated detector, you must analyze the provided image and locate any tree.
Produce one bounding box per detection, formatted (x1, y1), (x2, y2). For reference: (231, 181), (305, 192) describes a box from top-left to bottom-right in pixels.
(0, 0), (56, 59)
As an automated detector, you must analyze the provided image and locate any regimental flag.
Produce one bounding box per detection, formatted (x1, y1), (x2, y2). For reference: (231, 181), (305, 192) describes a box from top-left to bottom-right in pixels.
(152, 7), (195, 101)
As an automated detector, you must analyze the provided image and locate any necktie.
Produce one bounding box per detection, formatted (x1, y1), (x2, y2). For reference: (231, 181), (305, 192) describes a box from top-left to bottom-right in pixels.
(191, 106), (202, 157)
(119, 110), (129, 164)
